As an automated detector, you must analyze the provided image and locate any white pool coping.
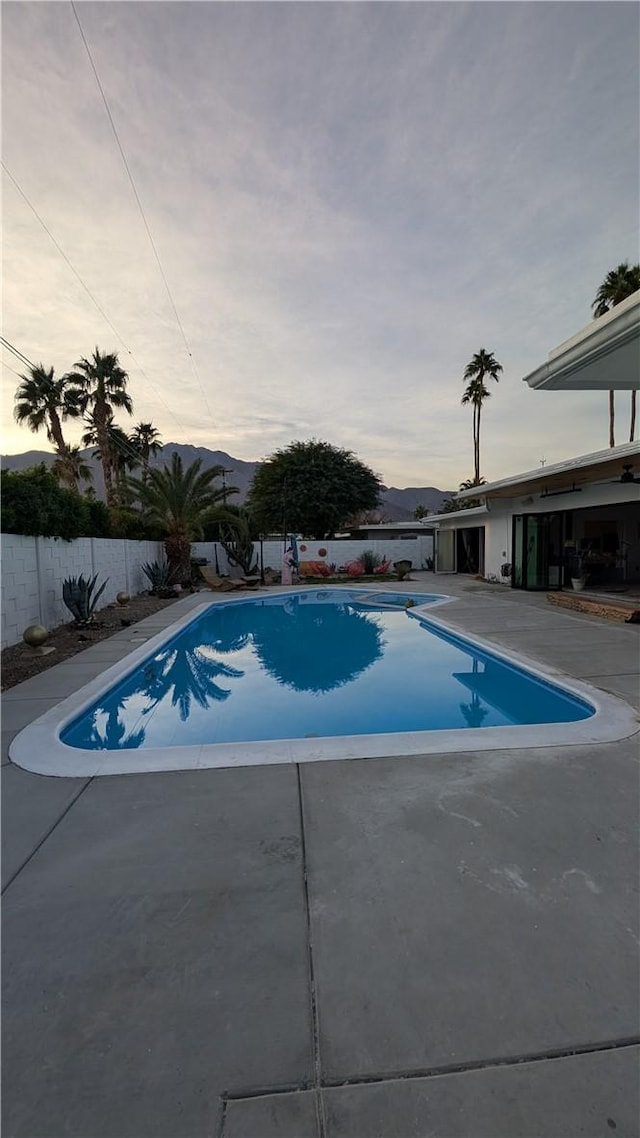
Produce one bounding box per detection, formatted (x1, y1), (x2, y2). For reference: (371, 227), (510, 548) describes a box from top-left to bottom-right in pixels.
(9, 588), (640, 777)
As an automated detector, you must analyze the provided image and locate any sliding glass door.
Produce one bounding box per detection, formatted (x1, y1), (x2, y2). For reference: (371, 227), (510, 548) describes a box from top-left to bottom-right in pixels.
(512, 513), (565, 590)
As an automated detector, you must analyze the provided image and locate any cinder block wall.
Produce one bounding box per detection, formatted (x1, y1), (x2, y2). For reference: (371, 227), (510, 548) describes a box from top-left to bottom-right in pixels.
(191, 536), (434, 576)
(1, 534), (164, 648)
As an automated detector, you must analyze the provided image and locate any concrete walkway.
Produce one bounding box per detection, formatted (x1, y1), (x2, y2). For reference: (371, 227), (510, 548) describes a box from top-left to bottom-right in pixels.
(2, 577), (639, 1137)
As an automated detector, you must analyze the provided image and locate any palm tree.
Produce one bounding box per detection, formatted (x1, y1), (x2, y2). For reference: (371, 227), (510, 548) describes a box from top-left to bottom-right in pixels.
(592, 262), (640, 445)
(461, 350), (503, 482)
(127, 452), (238, 583)
(52, 445), (93, 494)
(130, 422), (163, 483)
(64, 348), (133, 507)
(13, 364), (78, 455)
(82, 411), (140, 507)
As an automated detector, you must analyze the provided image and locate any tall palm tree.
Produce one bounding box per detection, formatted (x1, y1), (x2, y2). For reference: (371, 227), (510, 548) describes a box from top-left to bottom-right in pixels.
(127, 452), (238, 583)
(592, 262), (640, 445)
(461, 350), (503, 482)
(130, 422), (163, 483)
(82, 411), (140, 507)
(13, 364), (78, 454)
(52, 445), (93, 494)
(64, 348), (133, 507)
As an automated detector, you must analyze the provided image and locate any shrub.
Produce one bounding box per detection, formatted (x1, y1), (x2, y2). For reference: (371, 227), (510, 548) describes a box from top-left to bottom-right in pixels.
(142, 559), (171, 593)
(1, 465), (112, 539)
(62, 573), (109, 625)
(345, 560), (365, 577)
(359, 548), (385, 574)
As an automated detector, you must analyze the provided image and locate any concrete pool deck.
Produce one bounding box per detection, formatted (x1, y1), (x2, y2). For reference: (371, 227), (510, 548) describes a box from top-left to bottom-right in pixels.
(2, 575), (639, 1137)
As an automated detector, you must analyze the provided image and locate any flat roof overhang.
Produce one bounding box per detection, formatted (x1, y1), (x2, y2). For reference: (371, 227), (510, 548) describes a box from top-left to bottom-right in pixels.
(457, 443), (640, 501)
(522, 291), (640, 391)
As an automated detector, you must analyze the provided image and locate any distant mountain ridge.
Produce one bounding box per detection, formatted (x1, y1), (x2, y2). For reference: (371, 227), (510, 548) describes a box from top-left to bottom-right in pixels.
(1, 444), (453, 519)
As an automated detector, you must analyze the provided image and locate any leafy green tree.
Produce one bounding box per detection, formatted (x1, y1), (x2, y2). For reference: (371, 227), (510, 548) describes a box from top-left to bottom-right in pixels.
(461, 350), (503, 482)
(0, 464), (110, 539)
(64, 348), (133, 508)
(592, 261), (640, 445)
(414, 504), (430, 519)
(247, 440), (382, 540)
(127, 452), (237, 583)
(13, 364), (79, 455)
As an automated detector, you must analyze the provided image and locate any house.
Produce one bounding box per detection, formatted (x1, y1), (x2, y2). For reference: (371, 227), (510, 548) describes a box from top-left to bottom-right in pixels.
(430, 294), (640, 590)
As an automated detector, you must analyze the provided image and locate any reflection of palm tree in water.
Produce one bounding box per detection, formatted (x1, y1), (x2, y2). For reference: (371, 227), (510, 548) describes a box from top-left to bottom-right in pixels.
(249, 598), (385, 693)
(459, 692), (489, 729)
(82, 696), (146, 750)
(459, 658), (489, 728)
(75, 640), (245, 748)
(142, 643), (244, 721)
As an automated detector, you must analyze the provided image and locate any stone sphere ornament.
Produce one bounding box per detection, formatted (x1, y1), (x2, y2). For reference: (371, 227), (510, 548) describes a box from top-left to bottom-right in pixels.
(116, 591), (130, 606)
(22, 624), (56, 655)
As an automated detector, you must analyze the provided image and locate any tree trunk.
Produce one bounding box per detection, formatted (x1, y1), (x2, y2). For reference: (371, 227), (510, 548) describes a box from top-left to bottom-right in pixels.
(97, 424), (115, 507)
(476, 402), (482, 482)
(630, 390), (637, 443)
(609, 389), (615, 448)
(472, 404), (478, 484)
(165, 531), (192, 585)
(48, 407), (67, 456)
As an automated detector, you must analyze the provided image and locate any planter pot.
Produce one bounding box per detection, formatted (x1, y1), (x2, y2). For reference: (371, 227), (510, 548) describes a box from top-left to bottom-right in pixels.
(571, 577), (586, 592)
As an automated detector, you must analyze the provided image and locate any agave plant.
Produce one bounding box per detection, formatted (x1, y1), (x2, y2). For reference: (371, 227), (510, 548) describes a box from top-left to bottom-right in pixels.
(141, 559), (171, 593)
(62, 573), (109, 625)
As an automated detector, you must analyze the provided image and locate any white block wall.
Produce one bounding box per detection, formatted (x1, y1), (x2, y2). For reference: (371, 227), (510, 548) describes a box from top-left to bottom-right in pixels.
(1, 534), (164, 648)
(191, 536), (434, 577)
(1, 535), (41, 650)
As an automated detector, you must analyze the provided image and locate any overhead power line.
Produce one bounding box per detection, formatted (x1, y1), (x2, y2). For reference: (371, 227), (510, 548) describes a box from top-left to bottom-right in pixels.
(70, 1), (216, 422)
(2, 334), (161, 472)
(1, 358), (24, 380)
(0, 336), (36, 370)
(1, 161), (192, 435)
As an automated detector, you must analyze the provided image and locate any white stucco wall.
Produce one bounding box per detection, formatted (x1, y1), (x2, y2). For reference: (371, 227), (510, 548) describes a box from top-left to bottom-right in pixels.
(191, 536), (434, 577)
(483, 511), (513, 582)
(1, 535), (164, 648)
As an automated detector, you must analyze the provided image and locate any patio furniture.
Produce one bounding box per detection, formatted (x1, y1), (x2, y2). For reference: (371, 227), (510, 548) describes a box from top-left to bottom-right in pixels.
(199, 567), (245, 592)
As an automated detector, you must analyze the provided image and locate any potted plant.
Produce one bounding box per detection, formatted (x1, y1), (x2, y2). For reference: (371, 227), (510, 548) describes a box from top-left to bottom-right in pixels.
(570, 545), (593, 591)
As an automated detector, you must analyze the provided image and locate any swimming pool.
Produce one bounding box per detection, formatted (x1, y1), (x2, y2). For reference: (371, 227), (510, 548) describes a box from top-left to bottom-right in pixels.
(60, 589), (592, 751)
(12, 586), (636, 778)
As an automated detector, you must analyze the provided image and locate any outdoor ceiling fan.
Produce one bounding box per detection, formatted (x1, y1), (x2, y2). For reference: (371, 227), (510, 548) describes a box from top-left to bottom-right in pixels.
(619, 464), (640, 483)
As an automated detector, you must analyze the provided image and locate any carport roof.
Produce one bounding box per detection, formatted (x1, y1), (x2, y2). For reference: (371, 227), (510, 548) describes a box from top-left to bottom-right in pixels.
(522, 291), (639, 391)
(457, 442), (640, 501)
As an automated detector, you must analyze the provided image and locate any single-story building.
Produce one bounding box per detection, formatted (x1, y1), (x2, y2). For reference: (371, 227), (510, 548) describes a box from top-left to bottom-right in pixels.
(431, 444), (639, 589)
(347, 521), (435, 540)
(430, 294), (640, 590)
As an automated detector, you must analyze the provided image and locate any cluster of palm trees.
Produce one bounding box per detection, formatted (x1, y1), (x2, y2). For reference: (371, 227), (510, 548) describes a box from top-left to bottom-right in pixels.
(14, 348), (162, 504)
(458, 261), (639, 489)
(14, 346), (243, 583)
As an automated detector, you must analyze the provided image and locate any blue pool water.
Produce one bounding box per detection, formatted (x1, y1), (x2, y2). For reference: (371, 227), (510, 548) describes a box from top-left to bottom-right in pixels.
(61, 590), (594, 751)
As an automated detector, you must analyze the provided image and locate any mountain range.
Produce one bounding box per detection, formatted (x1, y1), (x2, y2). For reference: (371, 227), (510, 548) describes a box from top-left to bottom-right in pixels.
(0, 444), (453, 520)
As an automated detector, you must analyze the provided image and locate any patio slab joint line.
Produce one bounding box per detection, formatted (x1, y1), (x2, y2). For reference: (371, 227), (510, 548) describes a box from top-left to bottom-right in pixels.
(321, 1034), (640, 1091)
(220, 1036), (640, 1103)
(297, 762), (327, 1138)
(1, 776), (93, 895)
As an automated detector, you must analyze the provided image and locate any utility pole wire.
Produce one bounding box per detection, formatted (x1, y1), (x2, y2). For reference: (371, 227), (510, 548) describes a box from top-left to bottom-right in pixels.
(1, 161), (192, 435)
(70, 1), (216, 422)
(0, 336), (36, 370)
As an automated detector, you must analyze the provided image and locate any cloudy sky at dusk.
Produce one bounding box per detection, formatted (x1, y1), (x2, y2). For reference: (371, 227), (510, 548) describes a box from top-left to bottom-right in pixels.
(2, 1), (638, 489)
